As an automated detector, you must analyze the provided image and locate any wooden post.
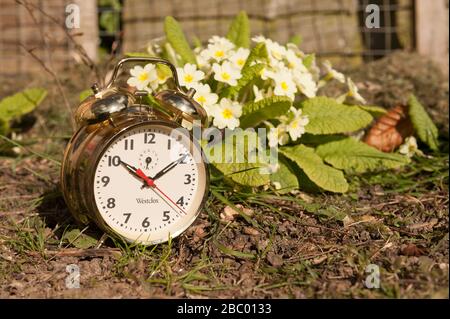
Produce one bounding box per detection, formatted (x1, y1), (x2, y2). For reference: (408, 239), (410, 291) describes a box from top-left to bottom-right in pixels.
(73, 0), (98, 62)
(415, 0), (449, 76)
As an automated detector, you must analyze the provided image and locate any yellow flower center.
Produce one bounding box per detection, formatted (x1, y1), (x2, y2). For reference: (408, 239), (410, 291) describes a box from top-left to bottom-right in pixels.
(138, 73), (149, 82)
(184, 74), (194, 83)
(281, 81), (288, 91)
(222, 108), (233, 119)
(290, 120), (298, 129)
(215, 50), (224, 58)
(221, 72), (231, 81)
(197, 95), (206, 104)
(237, 59), (245, 66)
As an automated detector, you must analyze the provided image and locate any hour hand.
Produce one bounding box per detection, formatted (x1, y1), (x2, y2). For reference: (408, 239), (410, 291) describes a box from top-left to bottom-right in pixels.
(119, 160), (154, 187)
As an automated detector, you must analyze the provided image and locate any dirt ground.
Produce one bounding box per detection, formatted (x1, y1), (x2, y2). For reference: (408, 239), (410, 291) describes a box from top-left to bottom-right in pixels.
(0, 52), (448, 298)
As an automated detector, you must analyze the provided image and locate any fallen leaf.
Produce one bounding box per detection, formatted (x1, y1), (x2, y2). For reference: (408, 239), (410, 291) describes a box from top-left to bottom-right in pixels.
(220, 204), (254, 221)
(400, 243), (426, 257)
(364, 105), (413, 152)
(243, 227), (260, 236)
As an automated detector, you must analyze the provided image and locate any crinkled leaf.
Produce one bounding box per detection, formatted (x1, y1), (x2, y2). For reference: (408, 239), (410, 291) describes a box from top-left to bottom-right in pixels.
(62, 229), (97, 249)
(0, 88), (47, 122)
(125, 52), (153, 57)
(270, 157), (299, 193)
(302, 54), (315, 69)
(280, 144), (348, 193)
(226, 11), (250, 48)
(0, 118), (7, 136)
(243, 42), (268, 69)
(301, 97), (373, 134)
(164, 16), (196, 65)
(79, 89), (93, 102)
(205, 130), (270, 187)
(408, 95), (439, 151)
(240, 96), (292, 129)
(288, 35), (302, 46)
(221, 63), (264, 99)
(357, 105), (387, 117)
(316, 137), (409, 173)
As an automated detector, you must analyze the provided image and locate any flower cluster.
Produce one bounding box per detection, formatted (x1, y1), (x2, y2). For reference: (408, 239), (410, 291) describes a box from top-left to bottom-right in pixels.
(127, 35), (366, 146)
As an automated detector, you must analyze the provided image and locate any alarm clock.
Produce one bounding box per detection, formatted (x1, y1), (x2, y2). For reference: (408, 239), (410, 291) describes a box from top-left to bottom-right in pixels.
(60, 57), (209, 245)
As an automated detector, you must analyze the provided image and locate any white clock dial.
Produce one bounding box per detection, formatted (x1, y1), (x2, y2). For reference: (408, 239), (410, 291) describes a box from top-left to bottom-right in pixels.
(93, 123), (208, 244)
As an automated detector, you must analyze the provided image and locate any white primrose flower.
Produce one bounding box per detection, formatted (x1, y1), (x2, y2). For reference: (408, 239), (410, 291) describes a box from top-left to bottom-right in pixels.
(292, 71), (317, 98)
(253, 85), (264, 102)
(177, 63), (205, 89)
(127, 64), (158, 91)
(212, 98), (242, 130)
(208, 35), (235, 48)
(281, 107), (309, 141)
(346, 78), (366, 104)
(273, 73), (297, 100)
(267, 123), (289, 148)
(285, 49), (308, 73)
(192, 83), (218, 117)
(229, 47), (250, 70)
(399, 136), (422, 157)
(323, 60), (345, 83)
(252, 35), (286, 65)
(212, 61), (242, 86)
(194, 47), (212, 72)
(201, 37), (235, 63)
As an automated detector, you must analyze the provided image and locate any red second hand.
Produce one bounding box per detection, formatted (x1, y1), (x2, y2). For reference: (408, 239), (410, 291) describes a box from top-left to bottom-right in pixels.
(136, 169), (186, 215)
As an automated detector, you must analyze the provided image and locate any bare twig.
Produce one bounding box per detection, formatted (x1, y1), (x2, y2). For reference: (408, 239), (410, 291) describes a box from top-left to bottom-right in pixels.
(16, 0), (76, 130)
(16, 0), (102, 84)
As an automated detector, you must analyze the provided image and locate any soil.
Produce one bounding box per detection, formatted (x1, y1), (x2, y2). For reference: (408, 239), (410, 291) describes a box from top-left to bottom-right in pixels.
(0, 52), (448, 298)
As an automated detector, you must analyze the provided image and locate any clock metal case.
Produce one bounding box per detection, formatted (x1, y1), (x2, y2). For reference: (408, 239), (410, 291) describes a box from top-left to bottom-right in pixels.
(61, 105), (210, 245)
(60, 57), (210, 245)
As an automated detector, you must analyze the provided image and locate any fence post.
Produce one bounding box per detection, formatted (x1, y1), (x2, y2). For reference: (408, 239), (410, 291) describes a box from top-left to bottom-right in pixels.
(415, 0), (449, 76)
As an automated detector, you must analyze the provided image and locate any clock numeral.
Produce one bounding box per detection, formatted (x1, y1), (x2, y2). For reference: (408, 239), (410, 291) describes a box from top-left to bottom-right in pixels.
(176, 196), (184, 206)
(123, 213), (131, 224)
(124, 139), (134, 150)
(107, 198), (116, 209)
(184, 174), (192, 185)
(101, 176), (110, 187)
(108, 156), (121, 167)
(142, 217), (150, 228)
(144, 132), (156, 144)
(167, 139), (171, 150)
(162, 211), (170, 222)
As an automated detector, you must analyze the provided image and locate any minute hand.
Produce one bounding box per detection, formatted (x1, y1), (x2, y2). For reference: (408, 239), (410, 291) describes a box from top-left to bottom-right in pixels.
(151, 154), (188, 181)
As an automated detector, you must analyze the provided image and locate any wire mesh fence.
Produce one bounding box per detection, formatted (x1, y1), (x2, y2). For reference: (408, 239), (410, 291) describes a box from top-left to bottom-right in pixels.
(0, 0), (415, 77)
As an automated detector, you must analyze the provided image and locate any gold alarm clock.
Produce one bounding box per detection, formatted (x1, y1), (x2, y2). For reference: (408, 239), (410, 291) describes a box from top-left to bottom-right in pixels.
(61, 57), (209, 245)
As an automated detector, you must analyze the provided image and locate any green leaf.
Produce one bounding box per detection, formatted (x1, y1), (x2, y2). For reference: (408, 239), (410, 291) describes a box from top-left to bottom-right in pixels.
(288, 35), (302, 46)
(0, 88), (47, 133)
(205, 130), (270, 187)
(243, 42), (268, 69)
(0, 118), (7, 136)
(125, 52), (153, 57)
(357, 105), (387, 117)
(79, 89), (93, 102)
(408, 95), (439, 151)
(164, 16), (196, 65)
(62, 228), (98, 249)
(240, 96), (292, 129)
(315, 137), (409, 173)
(301, 97), (373, 134)
(280, 144), (348, 193)
(270, 157), (299, 193)
(220, 63), (264, 99)
(226, 11), (250, 48)
(302, 54), (315, 69)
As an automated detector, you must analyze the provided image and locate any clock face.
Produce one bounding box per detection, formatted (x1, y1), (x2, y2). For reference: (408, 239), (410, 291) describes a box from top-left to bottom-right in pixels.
(92, 122), (208, 245)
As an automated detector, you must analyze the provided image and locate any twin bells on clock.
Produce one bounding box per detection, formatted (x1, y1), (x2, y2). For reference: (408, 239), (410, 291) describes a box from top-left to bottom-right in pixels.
(60, 57), (210, 245)
(74, 57), (208, 129)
